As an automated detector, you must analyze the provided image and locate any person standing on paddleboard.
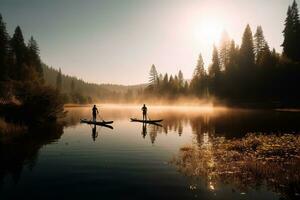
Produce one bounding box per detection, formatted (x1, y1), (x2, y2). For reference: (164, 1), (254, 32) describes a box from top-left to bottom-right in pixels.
(142, 104), (147, 121)
(92, 105), (99, 122)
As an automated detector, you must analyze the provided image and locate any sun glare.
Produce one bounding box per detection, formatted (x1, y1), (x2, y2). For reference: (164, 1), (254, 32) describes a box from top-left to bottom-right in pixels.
(194, 17), (224, 45)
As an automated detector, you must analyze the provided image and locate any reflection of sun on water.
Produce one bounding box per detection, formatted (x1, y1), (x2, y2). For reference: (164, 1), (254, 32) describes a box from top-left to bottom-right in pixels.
(209, 182), (215, 190)
(202, 132), (216, 191)
(202, 132), (211, 148)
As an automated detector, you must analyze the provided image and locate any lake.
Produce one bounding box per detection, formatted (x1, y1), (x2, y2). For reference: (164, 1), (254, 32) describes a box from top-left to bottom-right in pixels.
(0, 105), (300, 200)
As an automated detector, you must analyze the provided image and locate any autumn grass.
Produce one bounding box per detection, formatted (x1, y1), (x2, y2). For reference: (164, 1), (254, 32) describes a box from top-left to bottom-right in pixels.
(171, 133), (300, 197)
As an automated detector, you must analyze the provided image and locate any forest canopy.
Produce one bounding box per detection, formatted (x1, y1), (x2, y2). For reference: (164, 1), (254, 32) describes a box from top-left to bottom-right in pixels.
(144, 0), (300, 108)
(0, 15), (64, 125)
(1, 1), (300, 108)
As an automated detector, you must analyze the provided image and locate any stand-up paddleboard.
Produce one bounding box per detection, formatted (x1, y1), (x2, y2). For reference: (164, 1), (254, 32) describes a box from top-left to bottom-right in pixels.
(130, 118), (163, 123)
(80, 119), (114, 127)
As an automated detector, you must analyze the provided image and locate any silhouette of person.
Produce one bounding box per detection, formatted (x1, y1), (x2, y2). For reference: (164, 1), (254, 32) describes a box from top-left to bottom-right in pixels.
(141, 104), (147, 121)
(92, 105), (99, 122)
(142, 123), (147, 138)
(92, 125), (98, 141)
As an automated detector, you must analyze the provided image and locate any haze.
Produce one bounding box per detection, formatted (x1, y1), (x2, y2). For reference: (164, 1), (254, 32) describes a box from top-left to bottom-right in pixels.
(0, 0), (295, 84)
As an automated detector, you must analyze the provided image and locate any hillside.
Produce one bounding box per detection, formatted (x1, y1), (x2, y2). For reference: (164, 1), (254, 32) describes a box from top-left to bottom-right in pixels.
(42, 64), (146, 103)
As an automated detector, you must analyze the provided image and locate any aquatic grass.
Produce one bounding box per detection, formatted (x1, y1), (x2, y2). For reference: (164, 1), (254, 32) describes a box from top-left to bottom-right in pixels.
(171, 133), (300, 197)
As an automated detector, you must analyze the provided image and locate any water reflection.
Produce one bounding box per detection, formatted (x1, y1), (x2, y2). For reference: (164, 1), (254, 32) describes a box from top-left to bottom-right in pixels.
(64, 106), (300, 145)
(0, 123), (64, 189)
(172, 133), (300, 199)
(142, 123), (147, 138)
(139, 122), (163, 144)
(92, 125), (98, 141)
(1, 105), (300, 199)
(89, 123), (113, 141)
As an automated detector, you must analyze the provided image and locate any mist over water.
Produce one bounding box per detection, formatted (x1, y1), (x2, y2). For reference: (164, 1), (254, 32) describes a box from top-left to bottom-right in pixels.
(0, 105), (299, 199)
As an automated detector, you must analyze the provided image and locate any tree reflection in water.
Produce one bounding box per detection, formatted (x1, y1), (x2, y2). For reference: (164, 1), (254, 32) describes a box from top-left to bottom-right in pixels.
(171, 133), (300, 199)
(63, 106), (300, 145)
(92, 125), (98, 141)
(139, 122), (162, 144)
(0, 123), (64, 189)
(1, 106), (300, 198)
(132, 108), (300, 145)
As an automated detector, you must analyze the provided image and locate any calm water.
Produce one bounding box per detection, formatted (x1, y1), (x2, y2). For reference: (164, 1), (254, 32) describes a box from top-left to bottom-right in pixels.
(1, 105), (300, 200)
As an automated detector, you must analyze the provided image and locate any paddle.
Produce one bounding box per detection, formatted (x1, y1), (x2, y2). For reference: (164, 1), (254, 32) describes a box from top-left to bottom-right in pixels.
(97, 112), (104, 122)
(146, 113), (152, 121)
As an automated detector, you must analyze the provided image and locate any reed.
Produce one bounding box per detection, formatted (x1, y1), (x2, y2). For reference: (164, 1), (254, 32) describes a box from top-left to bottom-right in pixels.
(171, 133), (300, 197)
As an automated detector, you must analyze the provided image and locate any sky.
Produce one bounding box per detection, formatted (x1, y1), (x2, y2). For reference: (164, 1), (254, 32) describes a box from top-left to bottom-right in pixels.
(0, 0), (298, 85)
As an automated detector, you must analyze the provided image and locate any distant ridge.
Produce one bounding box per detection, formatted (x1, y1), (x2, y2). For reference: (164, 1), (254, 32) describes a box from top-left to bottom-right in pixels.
(42, 64), (146, 101)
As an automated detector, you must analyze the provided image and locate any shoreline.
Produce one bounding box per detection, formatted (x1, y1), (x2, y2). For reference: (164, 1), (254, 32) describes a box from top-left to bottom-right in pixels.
(64, 103), (300, 112)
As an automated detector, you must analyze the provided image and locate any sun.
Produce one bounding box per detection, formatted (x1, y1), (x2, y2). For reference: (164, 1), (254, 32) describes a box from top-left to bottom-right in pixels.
(194, 17), (224, 45)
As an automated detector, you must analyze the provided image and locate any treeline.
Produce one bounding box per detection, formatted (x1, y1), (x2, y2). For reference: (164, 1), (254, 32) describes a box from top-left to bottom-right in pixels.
(144, 65), (189, 98)
(0, 14), (64, 124)
(43, 65), (146, 103)
(146, 0), (300, 107)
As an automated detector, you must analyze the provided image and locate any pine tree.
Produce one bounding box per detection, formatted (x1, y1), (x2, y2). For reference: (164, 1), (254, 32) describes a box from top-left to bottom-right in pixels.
(56, 68), (62, 91)
(149, 64), (158, 86)
(282, 6), (294, 60)
(0, 14), (9, 82)
(227, 40), (239, 72)
(178, 70), (184, 88)
(10, 26), (27, 81)
(193, 54), (206, 78)
(254, 26), (267, 64)
(219, 30), (231, 70)
(169, 75), (174, 85)
(71, 79), (75, 93)
(209, 45), (221, 78)
(282, 1), (300, 61)
(158, 73), (163, 85)
(292, 0), (300, 61)
(239, 24), (255, 68)
(168, 75), (174, 93)
(163, 73), (169, 90)
(259, 42), (272, 67)
(209, 45), (221, 96)
(183, 81), (189, 93)
(174, 75), (179, 92)
(27, 36), (43, 82)
(191, 54), (207, 96)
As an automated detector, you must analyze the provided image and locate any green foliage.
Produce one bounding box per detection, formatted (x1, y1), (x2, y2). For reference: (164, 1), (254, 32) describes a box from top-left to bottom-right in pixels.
(9, 26), (27, 81)
(208, 45), (221, 96)
(15, 82), (65, 124)
(27, 36), (43, 83)
(239, 24), (255, 69)
(56, 68), (62, 91)
(71, 79), (75, 93)
(0, 14), (9, 82)
(42, 64), (145, 103)
(144, 1), (300, 107)
(144, 64), (188, 99)
(219, 30), (231, 70)
(178, 70), (184, 88)
(254, 26), (267, 65)
(149, 64), (158, 86)
(0, 15), (64, 125)
(282, 0), (300, 61)
(227, 40), (239, 72)
(190, 54), (207, 96)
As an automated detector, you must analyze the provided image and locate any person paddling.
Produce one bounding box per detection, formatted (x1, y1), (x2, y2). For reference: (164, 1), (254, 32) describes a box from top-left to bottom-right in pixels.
(92, 105), (99, 122)
(141, 104), (147, 121)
